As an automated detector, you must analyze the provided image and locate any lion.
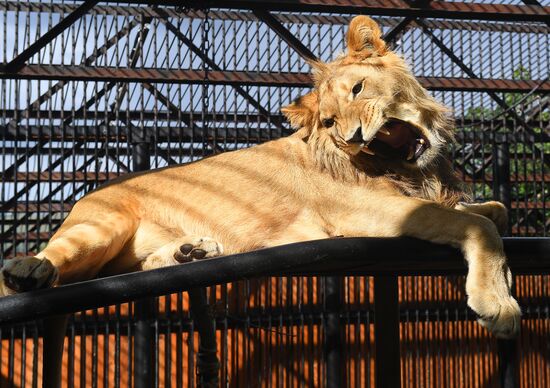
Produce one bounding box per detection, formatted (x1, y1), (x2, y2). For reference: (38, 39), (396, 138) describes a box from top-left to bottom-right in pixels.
(1, 15), (519, 345)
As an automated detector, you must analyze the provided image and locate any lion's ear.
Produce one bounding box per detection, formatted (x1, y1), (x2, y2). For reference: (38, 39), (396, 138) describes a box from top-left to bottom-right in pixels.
(281, 91), (319, 130)
(346, 16), (387, 59)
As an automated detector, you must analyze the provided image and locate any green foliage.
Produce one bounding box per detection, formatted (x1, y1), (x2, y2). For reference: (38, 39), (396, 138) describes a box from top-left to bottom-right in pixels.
(458, 66), (549, 236)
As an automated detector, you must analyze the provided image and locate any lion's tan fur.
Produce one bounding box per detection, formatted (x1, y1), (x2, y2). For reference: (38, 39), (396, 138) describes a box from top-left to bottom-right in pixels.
(1, 16), (520, 341)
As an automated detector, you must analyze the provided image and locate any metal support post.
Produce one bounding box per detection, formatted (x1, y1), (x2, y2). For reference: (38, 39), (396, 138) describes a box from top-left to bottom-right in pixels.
(493, 133), (518, 388)
(493, 134), (512, 211)
(325, 276), (344, 388)
(132, 140), (156, 388)
(189, 288), (220, 387)
(42, 315), (69, 388)
(374, 275), (401, 388)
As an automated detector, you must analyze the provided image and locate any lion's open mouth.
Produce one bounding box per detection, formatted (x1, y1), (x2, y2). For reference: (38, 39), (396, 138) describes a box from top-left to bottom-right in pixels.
(362, 119), (429, 162)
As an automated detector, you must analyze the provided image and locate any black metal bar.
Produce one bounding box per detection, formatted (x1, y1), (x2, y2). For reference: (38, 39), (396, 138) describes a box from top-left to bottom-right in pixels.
(132, 140), (156, 388)
(324, 276), (344, 388)
(134, 298), (156, 388)
(42, 315), (69, 388)
(493, 136), (518, 388)
(188, 289), (220, 387)
(498, 339), (519, 388)
(252, 9), (317, 61)
(383, 17), (414, 45)
(374, 275), (400, 388)
(493, 135), (512, 213)
(0, 237), (548, 325)
(2, 0), (100, 73)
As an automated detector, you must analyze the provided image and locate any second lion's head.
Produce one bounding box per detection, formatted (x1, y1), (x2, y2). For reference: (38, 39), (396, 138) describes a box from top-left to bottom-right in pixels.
(282, 16), (454, 175)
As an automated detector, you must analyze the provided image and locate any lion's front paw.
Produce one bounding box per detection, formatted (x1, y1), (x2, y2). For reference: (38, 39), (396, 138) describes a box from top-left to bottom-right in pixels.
(173, 237), (223, 263)
(1, 257), (58, 295)
(457, 201), (508, 235)
(481, 201), (508, 235)
(467, 290), (521, 339)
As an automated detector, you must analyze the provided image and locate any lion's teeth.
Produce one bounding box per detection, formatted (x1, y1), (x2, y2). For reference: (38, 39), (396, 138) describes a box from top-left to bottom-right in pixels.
(362, 146), (375, 155)
(379, 128), (391, 136)
(415, 142), (423, 155)
(406, 148), (415, 160)
(418, 138), (425, 144)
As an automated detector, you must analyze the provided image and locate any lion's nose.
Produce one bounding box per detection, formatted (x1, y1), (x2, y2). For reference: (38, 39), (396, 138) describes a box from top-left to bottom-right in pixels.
(347, 127), (363, 144)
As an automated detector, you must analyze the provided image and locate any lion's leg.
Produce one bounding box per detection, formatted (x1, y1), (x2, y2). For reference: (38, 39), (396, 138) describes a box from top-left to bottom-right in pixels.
(455, 201), (508, 235)
(140, 236), (223, 271)
(340, 196), (520, 338)
(1, 212), (137, 295)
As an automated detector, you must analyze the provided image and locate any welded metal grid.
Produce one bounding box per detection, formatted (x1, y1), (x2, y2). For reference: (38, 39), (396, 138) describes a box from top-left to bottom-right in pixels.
(0, 1), (548, 387)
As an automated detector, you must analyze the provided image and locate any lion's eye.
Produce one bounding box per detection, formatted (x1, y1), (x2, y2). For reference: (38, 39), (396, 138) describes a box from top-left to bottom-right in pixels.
(352, 81), (363, 96)
(322, 118), (335, 128)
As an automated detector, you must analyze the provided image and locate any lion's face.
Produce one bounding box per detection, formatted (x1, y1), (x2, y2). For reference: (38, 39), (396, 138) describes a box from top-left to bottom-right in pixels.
(283, 16), (453, 169)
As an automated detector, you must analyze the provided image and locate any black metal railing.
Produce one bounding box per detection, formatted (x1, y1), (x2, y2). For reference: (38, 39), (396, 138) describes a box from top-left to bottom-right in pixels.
(0, 237), (548, 387)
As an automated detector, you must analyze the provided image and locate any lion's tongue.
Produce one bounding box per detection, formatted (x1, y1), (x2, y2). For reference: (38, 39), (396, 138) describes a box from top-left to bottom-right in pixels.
(376, 122), (411, 148)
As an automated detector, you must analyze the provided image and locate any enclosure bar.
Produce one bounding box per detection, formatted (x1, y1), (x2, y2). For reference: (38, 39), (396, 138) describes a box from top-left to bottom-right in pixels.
(493, 139), (517, 387)
(188, 289), (220, 387)
(142, 8), (290, 134)
(252, 9), (318, 61)
(1, 0), (100, 72)
(0, 238), (548, 325)
(3, 66), (548, 92)
(132, 141), (156, 388)
(383, 16), (414, 44)
(324, 276), (344, 388)
(415, 20), (537, 134)
(498, 339), (520, 388)
(374, 276), (401, 388)
(493, 137), (512, 216)
(125, 0), (550, 22)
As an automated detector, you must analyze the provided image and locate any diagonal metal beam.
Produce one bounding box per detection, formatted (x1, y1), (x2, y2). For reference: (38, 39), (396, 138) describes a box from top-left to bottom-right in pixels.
(0, 158), (100, 246)
(2, 17), (145, 214)
(1, 0), (100, 73)
(521, 0), (550, 27)
(415, 19), (538, 134)
(5, 18), (139, 132)
(381, 0), (430, 45)
(2, 18), (139, 186)
(251, 9), (317, 62)
(97, 16), (153, 129)
(383, 17), (415, 45)
(152, 8), (290, 135)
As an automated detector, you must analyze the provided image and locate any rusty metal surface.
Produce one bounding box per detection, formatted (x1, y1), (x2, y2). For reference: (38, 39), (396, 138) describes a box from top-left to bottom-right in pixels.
(2, 2), (548, 33)
(135, 0), (550, 22)
(3, 65), (548, 92)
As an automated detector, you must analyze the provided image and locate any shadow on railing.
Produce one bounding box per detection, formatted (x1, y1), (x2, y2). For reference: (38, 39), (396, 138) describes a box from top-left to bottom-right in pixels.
(0, 237), (549, 388)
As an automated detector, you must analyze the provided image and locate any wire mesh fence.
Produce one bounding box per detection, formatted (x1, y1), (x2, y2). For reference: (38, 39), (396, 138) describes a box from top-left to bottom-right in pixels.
(0, 1), (548, 387)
